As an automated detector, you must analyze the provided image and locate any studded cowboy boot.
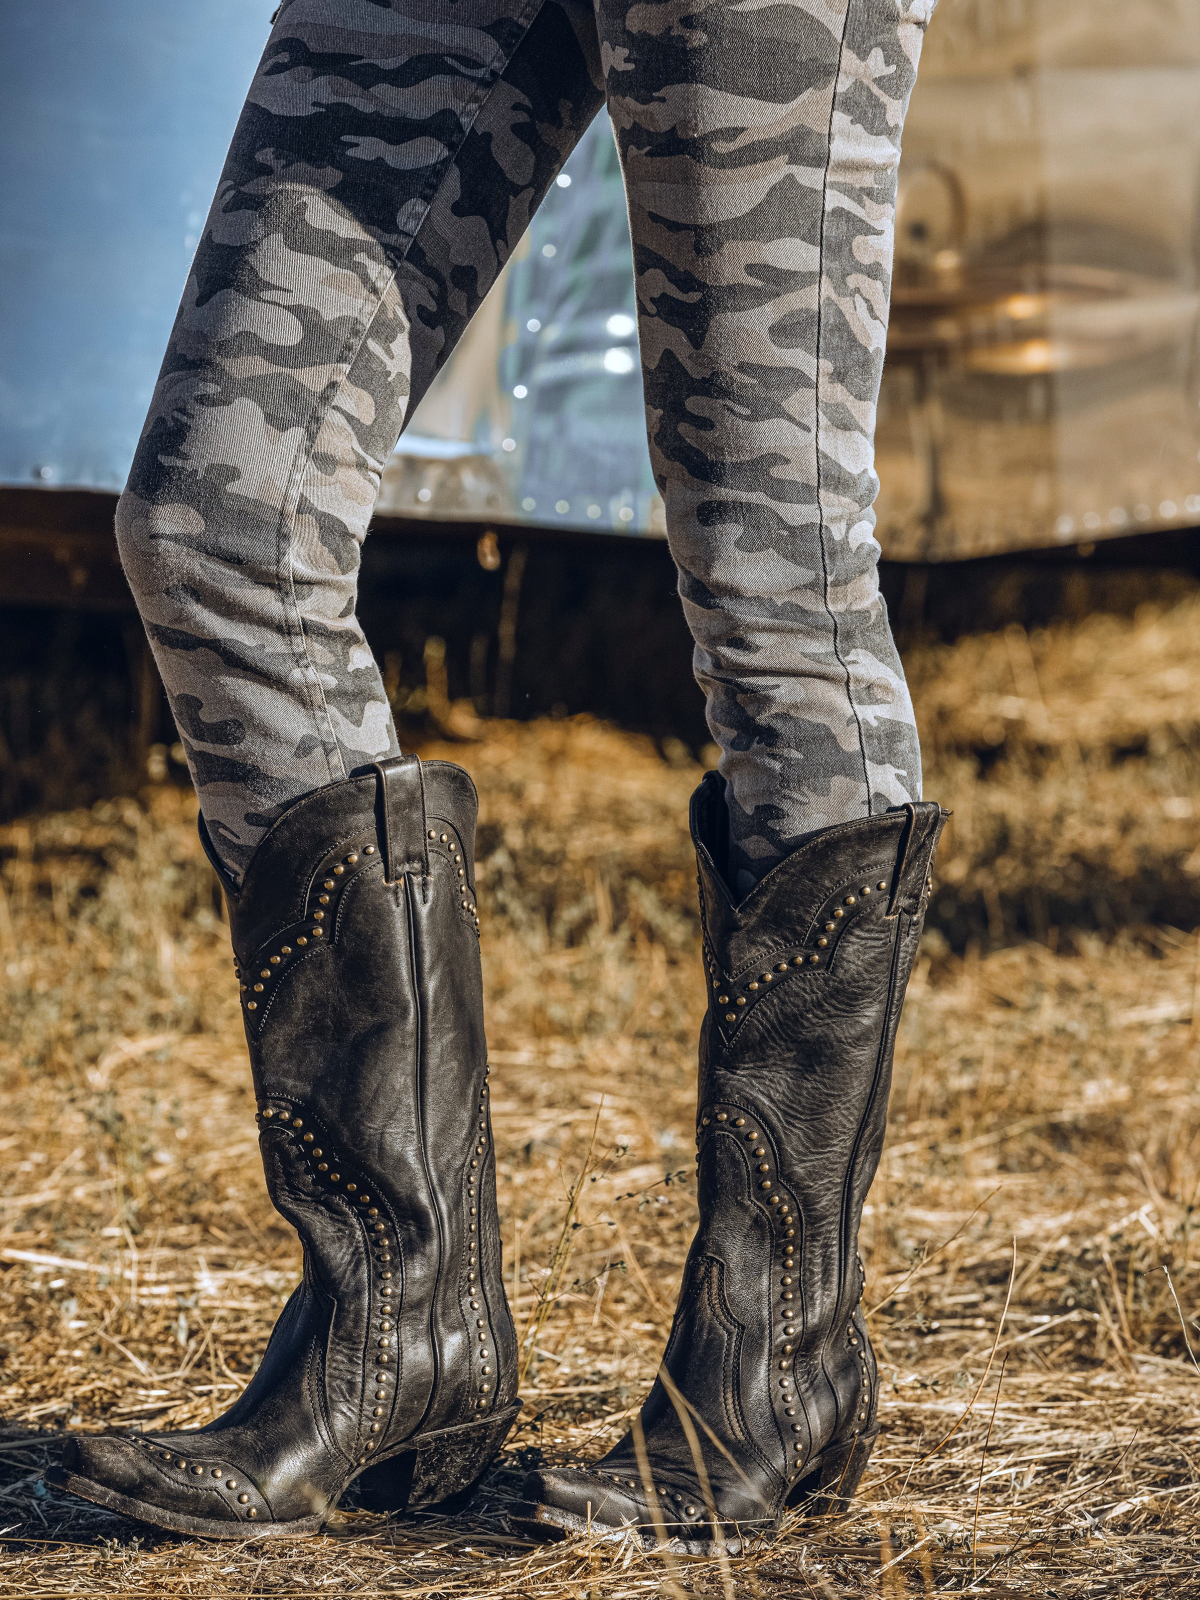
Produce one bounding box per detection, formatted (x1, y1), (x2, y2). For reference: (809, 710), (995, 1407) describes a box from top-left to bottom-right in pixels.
(516, 776), (945, 1549)
(49, 756), (519, 1538)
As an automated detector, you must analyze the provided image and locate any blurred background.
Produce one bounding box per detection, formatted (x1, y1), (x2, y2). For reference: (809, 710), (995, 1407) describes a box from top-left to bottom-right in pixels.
(4, 0), (1200, 820)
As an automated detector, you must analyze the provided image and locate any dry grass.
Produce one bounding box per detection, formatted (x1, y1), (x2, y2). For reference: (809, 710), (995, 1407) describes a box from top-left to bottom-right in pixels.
(0, 600), (1197, 1593)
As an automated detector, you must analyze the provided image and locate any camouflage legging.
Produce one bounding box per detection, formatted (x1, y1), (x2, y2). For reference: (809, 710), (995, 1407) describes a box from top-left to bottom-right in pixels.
(117, 0), (933, 892)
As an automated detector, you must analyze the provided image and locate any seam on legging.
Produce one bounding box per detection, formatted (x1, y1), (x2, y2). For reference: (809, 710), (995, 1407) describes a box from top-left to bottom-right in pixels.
(815, 0), (874, 815)
(270, 0), (551, 780)
(276, 263), (393, 786)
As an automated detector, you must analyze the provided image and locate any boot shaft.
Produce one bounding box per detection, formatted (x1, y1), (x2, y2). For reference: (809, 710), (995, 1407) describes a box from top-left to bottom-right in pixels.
(206, 757), (515, 1456)
(692, 782), (947, 1338)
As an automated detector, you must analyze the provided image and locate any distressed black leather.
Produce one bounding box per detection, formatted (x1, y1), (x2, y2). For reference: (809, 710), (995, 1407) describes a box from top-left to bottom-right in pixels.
(51, 757), (518, 1536)
(518, 777), (946, 1547)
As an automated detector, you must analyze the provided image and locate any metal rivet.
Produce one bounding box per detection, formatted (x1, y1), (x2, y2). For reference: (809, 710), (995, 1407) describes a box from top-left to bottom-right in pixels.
(246, 1001), (257, 1010)
(844, 895), (856, 905)
(303, 1133), (314, 1143)
(312, 927), (323, 937)
(716, 1112), (727, 1121)
(191, 1465), (204, 1475)
(281, 945), (292, 955)
(758, 1163), (769, 1172)
(239, 1493), (250, 1504)
(318, 894), (330, 905)
(861, 886), (871, 896)
(734, 1118), (745, 1127)
(817, 937), (828, 948)
(777, 962), (789, 972)
(252, 984), (263, 993)
(323, 880), (335, 890)
(736, 996), (746, 1005)
(365, 845), (375, 854)
(292, 1118), (303, 1128)
(347, 854), (358, 864)
(440, 833), (448, 843)
(725, 1013), (736, 1023)
(297, 937), (307, 946)
(330, 1173), (340, 1182)
(211, 1467), (222, 1477)
(312, 1148), (323, 1158)
(833, 909), (843, 919)
(878, 880), (887, 890)
(259, 970), (269, 979)
(809, 955), (819, 964)
(313, 910), (325, 921)
(717, 995), (729, 1004)
(428, 829), (437, 839)
(262, 1110), (274, 1119)
(227, 1479), (237, 1488)
(748, 982), (759, 991)
(333, 866), (345, 876)
(269, 955), (281, 966)
(760, 1181), (772, 1190)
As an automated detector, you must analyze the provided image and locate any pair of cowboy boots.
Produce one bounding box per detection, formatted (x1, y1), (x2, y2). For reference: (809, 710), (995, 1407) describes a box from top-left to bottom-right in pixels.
(48, 754), (943, 1545)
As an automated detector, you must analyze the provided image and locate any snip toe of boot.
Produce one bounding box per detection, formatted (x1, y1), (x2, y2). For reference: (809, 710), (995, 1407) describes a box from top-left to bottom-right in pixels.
(48, 1432), (273, 1535)
(515, 1466), (653, 1539)
(514, 1465), (722, 1544)
(55, 1433), (148, 1498)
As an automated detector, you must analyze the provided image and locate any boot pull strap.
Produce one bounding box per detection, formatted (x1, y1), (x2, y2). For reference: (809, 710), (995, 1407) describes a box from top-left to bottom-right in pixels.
(373, 754), (429, 887)
(886, 804), (917, 917)
(886, 800), (946, 917)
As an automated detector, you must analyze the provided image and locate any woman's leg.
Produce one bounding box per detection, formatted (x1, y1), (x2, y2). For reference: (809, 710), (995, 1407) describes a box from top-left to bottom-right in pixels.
(117, 0), (605, 882)
(516, 0), (943, 1545)
(604, 0), (932, 897)
(56, 0), (618, 1539)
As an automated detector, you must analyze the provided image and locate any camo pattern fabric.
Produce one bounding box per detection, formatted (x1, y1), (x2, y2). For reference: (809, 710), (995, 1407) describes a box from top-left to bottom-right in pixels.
(117, 0), (934, 890)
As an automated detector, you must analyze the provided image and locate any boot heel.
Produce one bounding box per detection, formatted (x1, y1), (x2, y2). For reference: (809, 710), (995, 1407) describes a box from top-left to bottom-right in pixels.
(788, 1427), (878, 1518)
(354, 1404), (521, 1513)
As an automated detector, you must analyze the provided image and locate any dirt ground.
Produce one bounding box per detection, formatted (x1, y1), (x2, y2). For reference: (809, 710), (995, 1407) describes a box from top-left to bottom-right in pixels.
(0, 600), (1198, 1595)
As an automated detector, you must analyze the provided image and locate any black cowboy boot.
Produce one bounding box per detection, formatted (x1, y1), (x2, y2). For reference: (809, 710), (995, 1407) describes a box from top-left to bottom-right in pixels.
(49, 756), (519, 1538)
(515, 776), (945, 1549)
